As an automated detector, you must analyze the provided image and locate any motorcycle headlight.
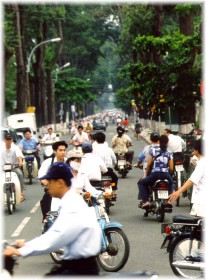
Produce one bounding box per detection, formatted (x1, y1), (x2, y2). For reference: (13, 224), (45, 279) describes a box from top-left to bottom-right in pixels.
(96, 193), (105, 204)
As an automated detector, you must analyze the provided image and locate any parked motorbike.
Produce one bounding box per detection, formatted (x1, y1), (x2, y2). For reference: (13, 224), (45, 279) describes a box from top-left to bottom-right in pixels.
(161, 215), (204, 278)
(172, 152), (186, 207)
(42, 192), (130, 272)
(22, 150), (38, 184)
(138, 179), (172, 222)
(90, 176), (114, 214)
(115, 153), (131, 178)
(2, 164), (21, 214)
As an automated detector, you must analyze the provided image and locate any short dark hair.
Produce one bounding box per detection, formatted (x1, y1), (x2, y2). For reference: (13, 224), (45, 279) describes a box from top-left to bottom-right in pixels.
(193, 139), (202, 154)
(77, 125), (83, 130)
(164, 128), (172, 134)
(52, 141), (68, 151)
(95, 132), (106, 144)
(24, 128), (31, 134)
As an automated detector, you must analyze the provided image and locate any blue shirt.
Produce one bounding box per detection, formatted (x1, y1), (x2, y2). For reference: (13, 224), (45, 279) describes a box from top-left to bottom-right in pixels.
(150, 146), (173, 173)
(19, 137), (39, 151)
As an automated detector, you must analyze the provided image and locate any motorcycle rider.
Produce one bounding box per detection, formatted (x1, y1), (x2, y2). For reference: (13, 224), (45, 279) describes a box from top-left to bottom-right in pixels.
(2, 133), (25, 201)
(169, 139), (206, 217)
(164, 128), (186, 153)
(18, 128), (41, 169)
(41, 127), (57, 142)
(80, 141), (108, 181)
(69, 124), (89, 145)
(139, 134), (174, 209)
(92, 132), (118, 199)
(38, 141), (68, 219)
(4, 162), (101, 276)
(112, 126), (134, 169)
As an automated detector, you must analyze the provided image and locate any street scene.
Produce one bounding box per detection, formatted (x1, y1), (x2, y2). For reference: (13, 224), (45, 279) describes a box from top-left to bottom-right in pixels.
(2, 2), (204, 279)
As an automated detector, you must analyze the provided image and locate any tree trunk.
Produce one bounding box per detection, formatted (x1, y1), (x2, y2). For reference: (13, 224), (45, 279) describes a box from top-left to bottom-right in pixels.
(12, 4), (28, 113)
(152, 5), (164, 65)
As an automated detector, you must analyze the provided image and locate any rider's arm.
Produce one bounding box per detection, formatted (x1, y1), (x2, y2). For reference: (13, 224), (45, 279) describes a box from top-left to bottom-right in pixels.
(145, 156), (153, 176)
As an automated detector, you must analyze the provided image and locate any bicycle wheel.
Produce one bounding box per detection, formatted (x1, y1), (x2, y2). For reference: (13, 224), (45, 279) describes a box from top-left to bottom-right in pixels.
(97, 227), (130, 272)
(169, 235), (204, 278)
(6, 189), (14, 215)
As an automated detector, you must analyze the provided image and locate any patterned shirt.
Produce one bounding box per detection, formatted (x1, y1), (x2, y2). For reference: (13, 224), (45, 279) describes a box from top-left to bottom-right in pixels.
(112, 134), (130, 154)
(149, 146), (173, 173)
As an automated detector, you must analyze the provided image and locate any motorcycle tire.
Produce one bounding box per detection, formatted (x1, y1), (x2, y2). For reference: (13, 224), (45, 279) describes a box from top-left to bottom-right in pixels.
(6, 189), (14, 215)
(121, 170), (126, 178)
(156, 208), (165, 223)
(28, 166), (32, 185)
(105, 200), (110, 215)
(169, 235), (203, 278)
(96, 227), (130, 272)
(50, 249), (64, 264)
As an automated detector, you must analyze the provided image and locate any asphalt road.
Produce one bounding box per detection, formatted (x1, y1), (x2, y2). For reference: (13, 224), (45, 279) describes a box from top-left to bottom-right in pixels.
(3, 123), (192, 279)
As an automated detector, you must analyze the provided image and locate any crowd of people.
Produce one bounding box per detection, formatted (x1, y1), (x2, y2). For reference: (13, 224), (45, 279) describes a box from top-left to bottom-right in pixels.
(3, 115), (205, 276)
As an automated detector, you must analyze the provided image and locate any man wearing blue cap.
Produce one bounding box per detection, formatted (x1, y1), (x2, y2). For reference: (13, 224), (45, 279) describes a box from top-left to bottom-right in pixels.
(4, 162), (101, 276)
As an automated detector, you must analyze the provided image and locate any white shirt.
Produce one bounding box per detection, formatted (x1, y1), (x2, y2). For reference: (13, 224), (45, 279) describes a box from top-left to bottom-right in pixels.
(42, 133), (57, 142)
(80, 153), (108, 181)
(38, 157), (67, 178)
(189, 157), (206, 210)
(71, 171), (101, 195)
(167, 134), (186, 153)
(72, 131), (89, 143)
(93, 143), (117, 169)
(19, 189), (101, 259)
(2, 142), (24, 164)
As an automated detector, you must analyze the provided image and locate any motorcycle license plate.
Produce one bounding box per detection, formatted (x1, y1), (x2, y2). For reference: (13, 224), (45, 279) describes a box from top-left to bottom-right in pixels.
(118, 160), (126, 165)
(157, 190), (168, 199)
(175, 165), (184, 172)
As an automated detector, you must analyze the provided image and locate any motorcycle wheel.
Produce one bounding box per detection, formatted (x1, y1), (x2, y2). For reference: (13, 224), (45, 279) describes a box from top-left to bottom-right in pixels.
(156, 204), (165, 222)
(6, 189), (14, 215)
(169, 235), (203, 278)
(105, 199), (110, 215)
(97, 227), (130, 272)
(121, 170), (126, 178)
(50, 249), (64, 264)
(28, 166), (32, 185)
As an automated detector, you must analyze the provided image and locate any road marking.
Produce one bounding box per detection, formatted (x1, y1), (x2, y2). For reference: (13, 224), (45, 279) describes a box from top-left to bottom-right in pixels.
(11, 217), (31, 237)
(30, 201), (40, 213)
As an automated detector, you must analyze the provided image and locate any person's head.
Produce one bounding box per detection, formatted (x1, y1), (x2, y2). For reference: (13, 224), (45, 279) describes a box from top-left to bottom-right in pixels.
(193, 139), (202, 155)
(117, 126), (125, 137)
(159, 135), (169, 151)
(52, 141), (68, 161)
(164, 128), (172, 136)
(150, 132), (160, 143)
(4, 133), (13, 147)
(95, 132), (106, 144)
(77, 125), (83, 134)
(47, 127), (53, 135)
(66, 149), (83, 171)
(82, 141), (93, 153)
(37, 162), (73, 198)
(24, 128), (32, 139)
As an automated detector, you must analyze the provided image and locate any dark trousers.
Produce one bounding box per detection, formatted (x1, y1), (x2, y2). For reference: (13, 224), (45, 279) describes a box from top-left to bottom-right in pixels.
(104, 167), (118, 190)
(45, 256), (99, 276)
(40, 189), (52, 220)
(138, 172), (174, 203)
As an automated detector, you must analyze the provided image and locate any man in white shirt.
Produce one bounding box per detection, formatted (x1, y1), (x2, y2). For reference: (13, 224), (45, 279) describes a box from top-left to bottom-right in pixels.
(80, 141), (108, 181)
(38, 141), (68, 219)
(41, 127), (57, 142)
(169, 139), (206, 217)
(2, 133), (25, 201)
(164, 128), (186, 153)
(4, 162), (101, 276)
(69, 125), (89, 145)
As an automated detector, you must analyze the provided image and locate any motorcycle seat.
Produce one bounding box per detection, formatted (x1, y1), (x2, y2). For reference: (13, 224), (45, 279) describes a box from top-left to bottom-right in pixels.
(25, 155), (35, 162)
(173, 215), (202, 225)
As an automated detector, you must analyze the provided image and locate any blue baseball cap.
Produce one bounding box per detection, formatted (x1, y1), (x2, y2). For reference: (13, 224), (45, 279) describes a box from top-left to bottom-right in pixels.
(37, 162), (74, 186)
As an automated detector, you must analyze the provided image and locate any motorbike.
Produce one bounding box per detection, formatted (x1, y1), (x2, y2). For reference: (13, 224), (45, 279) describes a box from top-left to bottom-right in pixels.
(2, 164), (21, 214)
(89, 176), (114, 214)
(172, 152), (186, 207)
(161, 215), (204, 278)
(42, 192), (130, 272)
(40, 140), (55, 160)
(138, 179), (172, 222)
(115, 153), (131, 178)
(22, 150), (38, 184)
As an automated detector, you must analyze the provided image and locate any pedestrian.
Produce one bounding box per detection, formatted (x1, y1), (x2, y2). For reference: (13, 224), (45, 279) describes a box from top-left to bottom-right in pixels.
(168, 139), (206, 217)
(134, 121), (142, 140)
(138, 134), (174, 209)
(4, 162), (101, 276)
(2, 133), (25, 201)
(18, 128), (41, 169)
(92, 132), (118, 199)
(38, 141), (68, 220)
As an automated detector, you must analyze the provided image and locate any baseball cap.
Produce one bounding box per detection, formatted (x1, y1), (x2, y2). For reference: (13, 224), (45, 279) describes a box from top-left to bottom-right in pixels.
(67, 149), (83, 159)
(150, 132), (160, 142)
(4, 133), (13, 140)
(37, 162), (74, 186)
(82, 141), (93, 152)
